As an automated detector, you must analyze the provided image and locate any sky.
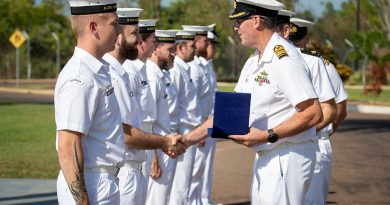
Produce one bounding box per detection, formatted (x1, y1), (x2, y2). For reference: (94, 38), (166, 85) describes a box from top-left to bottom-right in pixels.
(36, 0), (348, 17)
(161, 0), (348, 17)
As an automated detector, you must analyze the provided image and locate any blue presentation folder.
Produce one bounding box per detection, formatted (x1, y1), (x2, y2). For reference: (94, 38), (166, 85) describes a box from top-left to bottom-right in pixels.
(209, 91), (251, 139)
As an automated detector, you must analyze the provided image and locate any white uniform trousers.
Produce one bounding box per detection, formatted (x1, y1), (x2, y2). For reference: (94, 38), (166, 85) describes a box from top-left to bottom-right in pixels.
(305, 134), (333, 205)
(251, 140), (316, 205)
(118, 161), (144, 205)
(140, 122), (153, 205)
(169, 124), (197, 205)
(145, 150), (177, 205)
(188, 137), (216, 205)
(200, 137), (217, 205)
(57, 170), (120, 205)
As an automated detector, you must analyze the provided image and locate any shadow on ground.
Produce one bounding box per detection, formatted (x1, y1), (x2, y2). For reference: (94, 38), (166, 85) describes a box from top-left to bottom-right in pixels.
(0, 192), (57, 205)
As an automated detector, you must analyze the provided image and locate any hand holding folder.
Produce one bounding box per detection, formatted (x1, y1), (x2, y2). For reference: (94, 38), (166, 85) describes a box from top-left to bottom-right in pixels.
(208, 91), (251, 139)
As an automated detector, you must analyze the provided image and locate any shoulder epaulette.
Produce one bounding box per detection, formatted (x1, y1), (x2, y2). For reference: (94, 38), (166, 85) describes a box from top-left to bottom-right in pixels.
(300, 49), (321, 57)
(274, 45), (288, 59)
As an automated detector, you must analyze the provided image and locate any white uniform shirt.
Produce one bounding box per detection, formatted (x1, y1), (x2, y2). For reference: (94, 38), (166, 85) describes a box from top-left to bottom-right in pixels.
(55, 47), (125, 168)
(298, 49), (336, 103)
(163, 69), (179, 132)
(123, 59), (157, 127)
(189, 56), (211, 120)
(146, 60), (171, 135)
(321, 62), (348, 134)
(234, 33), (318, 152)
(103, 54), (145, 162)
(170, 56), (202, 128)
(206, 59), (218, 111)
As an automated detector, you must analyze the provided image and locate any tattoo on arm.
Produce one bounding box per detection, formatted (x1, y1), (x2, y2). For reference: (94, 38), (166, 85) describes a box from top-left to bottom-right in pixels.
(69, 142), (87, 204)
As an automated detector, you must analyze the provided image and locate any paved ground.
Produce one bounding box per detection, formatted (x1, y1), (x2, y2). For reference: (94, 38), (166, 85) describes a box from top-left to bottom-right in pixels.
(0, 112), (389, 205)
(1, 85), (390, 204)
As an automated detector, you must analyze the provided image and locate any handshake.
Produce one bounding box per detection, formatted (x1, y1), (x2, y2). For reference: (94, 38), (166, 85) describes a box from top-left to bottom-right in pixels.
(162, 133), (192, 158)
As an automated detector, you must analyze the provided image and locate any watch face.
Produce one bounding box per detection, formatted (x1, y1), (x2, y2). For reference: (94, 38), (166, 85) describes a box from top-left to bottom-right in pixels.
(268, 134), (278, 143)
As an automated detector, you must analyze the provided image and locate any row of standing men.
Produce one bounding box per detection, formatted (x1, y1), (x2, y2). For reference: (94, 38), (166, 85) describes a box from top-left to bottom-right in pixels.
(55, 0), (348, 205)
(55, 1), (220, 205)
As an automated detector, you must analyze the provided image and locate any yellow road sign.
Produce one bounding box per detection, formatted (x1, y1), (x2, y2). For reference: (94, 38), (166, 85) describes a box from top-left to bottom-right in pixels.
(9, 30), (26, 48)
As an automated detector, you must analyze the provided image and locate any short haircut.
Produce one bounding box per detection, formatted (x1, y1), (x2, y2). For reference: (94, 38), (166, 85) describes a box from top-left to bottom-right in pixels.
(140, 32), (154, 42)
(258, 15), (276, 30)
(70, 13), (110, 37)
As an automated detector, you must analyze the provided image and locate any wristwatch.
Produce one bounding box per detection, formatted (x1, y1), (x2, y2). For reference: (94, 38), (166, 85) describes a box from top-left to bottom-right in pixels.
(267, 129), (279, 143)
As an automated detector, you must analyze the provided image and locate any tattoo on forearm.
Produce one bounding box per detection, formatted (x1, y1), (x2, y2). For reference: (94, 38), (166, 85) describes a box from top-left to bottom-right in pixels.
(69, 142), (87, 205)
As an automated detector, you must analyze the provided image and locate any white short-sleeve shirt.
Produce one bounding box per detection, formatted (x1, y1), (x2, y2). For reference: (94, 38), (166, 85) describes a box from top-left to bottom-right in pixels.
(188, 56), (212, 120)
(123, 59), (157, 126)
(55, 47), (125, 168)
(171, 56), (202, 128)
(146, 60), (171, 135)
(103, 54), (145, 162)
(234, 33), (318, 152)
(320, 61), (349, 135)
(298, 49), (336, 103)
(163, 69), (179, 132)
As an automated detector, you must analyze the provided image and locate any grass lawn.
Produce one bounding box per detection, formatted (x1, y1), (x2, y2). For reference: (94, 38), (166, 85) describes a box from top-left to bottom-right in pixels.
(0, 102), (59, 178)
(218, 83), (390, 103)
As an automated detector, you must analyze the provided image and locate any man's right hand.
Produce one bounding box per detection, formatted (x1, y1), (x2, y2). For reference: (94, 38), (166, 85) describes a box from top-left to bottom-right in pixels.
(162, 133), (187, 158)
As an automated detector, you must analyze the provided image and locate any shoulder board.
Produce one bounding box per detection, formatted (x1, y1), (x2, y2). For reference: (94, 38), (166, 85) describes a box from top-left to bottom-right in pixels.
(274, 45), (288, 59)
(300, 49), (321, 57)
(323, 58), (330, 66)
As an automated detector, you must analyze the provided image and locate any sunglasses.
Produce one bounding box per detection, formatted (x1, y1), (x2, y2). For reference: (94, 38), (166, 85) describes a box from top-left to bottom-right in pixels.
(234, 15), (255, 27)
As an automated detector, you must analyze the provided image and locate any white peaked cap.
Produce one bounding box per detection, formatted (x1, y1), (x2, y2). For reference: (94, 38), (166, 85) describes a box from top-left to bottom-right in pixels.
(278, 9), (295, 17)
(290, 17), (315, 27)
(69, 0), (117, 15)
(155, 30), (177, 38)
(236, 0), (284, 11)
(139, 19), (158, 27)
(117, 8), (142, 18)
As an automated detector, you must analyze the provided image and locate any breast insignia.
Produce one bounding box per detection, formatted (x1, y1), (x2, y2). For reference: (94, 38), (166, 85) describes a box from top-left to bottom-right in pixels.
(323, 58), (330, 66)
(274, 45), (288, 59)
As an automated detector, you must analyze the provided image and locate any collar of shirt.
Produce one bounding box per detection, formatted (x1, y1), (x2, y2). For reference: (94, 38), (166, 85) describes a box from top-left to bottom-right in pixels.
(146, 59), (164, 79)
(103, 54), (126, 76)
(198, 56), (209, 67)
(74, 47), (105, 73)
(131, 59), (147, 73)
(174, 56), (190, 71)
(258, 33), (280, 65)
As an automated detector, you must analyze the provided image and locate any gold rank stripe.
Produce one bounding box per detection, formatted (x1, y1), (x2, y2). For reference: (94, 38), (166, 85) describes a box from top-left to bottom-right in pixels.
(229, 11), (247, 19)
(273, 45), (288, 59)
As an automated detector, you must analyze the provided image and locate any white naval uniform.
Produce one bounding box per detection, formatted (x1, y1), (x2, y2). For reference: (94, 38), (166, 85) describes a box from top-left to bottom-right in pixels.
(103, 54), (145, 205)
(122, 59), (157, 204)
(169, 56), (203, 205)
(190, 56), (216, 205)
(305, 61), (348, 205)
(235, 33), (318, 205)
(200, 59), (218, 205)
(144, 60), (176, 205)
(56, 48), (125, 205)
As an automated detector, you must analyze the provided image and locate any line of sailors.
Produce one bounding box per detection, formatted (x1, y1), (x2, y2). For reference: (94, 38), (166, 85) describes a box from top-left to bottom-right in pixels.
(55, 0), (348, 204)
(56, 0), (220, 204)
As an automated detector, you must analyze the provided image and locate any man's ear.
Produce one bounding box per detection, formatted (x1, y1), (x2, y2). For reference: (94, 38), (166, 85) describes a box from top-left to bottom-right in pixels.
(283, 25), (290, 39)
(89, 21), (98, 33)
(116, 33), (123, 47)
(253, 15), (261, 29)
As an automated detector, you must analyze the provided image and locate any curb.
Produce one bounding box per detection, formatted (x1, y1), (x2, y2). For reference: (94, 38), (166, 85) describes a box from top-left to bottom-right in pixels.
(0, 87), (53, 96)
(347, 104), (390, 115)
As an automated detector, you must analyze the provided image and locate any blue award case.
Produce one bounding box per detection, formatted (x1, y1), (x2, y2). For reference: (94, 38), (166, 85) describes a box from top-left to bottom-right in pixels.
(208, 91), (251, 139)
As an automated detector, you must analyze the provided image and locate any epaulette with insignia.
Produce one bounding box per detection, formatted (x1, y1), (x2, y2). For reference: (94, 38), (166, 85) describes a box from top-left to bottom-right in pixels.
(300, 49), (321, 57)
(274, 45), (288, 59)
(323, 58), (330, 66)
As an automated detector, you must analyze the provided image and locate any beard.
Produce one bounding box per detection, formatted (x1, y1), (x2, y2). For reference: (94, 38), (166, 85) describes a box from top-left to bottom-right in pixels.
(196, 47), (208, 58)
(119, 37), (138, 60)
(158, 55), (174, 70)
